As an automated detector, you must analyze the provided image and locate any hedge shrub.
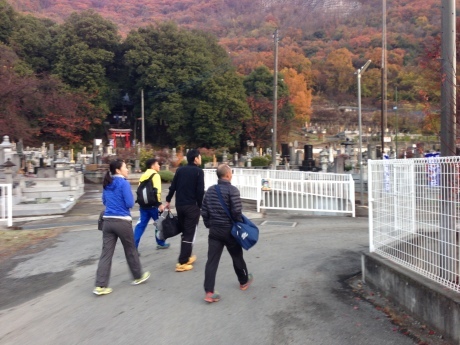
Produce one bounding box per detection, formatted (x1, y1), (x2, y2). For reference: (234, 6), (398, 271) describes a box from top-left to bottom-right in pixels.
(158, 170), (174, 183)
(251, 156), (270, 167)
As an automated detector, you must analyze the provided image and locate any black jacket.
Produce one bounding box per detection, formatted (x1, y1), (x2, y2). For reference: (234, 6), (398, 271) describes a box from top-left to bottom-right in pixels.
(201, 179), (243, 233)
(166, 163), (205, 208)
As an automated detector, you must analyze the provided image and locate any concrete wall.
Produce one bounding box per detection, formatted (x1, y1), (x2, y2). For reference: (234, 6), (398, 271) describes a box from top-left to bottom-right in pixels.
(363, 252), (460, 344)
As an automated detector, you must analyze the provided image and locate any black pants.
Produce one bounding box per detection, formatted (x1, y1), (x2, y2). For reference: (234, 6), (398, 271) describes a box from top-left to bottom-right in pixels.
(176, 204), (200, 264)
(204, 228), (249, 293)
(95, 218), (142, 287)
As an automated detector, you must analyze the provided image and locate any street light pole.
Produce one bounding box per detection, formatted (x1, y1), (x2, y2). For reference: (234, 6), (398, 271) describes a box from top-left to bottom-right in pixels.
(356, 60), (371, 205)
(272, 29), (279, 170)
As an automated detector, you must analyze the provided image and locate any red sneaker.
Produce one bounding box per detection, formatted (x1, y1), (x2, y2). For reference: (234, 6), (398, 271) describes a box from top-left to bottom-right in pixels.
(240, 273), (254, 291)
(204, 291), (221, 303)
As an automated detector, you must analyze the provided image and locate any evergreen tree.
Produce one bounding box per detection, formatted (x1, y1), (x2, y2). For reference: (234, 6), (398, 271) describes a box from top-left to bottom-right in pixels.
(52, 10), (121, 113)
(122, 22), (250, 148)
(9, 15), (57, 73)
(0, 0), (16, 44)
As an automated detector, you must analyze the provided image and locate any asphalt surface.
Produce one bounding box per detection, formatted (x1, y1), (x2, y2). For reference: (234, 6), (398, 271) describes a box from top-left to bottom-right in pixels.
(0, 185), (445, 345)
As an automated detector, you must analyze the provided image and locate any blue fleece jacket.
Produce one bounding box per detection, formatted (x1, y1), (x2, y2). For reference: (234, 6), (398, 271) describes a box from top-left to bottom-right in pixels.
(102, 175), (134, 218)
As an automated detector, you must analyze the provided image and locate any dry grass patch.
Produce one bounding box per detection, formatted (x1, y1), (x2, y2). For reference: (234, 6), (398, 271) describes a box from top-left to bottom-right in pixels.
(0, 229), (63, 261)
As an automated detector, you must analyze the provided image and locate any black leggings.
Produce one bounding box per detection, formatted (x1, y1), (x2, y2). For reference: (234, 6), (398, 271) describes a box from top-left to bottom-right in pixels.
(204, 229), (249, 293)
(177, 204), (201, 264)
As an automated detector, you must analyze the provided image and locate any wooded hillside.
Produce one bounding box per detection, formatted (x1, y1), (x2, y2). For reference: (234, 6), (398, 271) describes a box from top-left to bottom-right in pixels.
(9, 0), (454, 105)
(2, 0), (459, 147)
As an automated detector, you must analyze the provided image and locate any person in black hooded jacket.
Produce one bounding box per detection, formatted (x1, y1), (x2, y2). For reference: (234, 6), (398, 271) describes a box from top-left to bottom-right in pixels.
(201, 164), (253, 303)
(165, 149), (204, 272)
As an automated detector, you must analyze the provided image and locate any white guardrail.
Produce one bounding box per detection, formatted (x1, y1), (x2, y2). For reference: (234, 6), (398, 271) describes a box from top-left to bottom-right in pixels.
(204, 169), (355, 216)
(0, 184), (13, 227)
(368, 157), (460, 293)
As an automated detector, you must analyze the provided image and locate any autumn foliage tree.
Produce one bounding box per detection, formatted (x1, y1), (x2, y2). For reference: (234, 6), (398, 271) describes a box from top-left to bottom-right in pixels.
(37, 86), (106, 144)
(243, 65), (294, 149)
(323, 48), (355, 97)
(414, 17), (460, 136)
(280, 67), (312, 126)
(0, 44), (105, 145)
(244, 96), (273, 148)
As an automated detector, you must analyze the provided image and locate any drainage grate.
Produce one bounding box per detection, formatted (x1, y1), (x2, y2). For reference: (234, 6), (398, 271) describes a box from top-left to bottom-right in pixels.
(259, 221), (297, 227)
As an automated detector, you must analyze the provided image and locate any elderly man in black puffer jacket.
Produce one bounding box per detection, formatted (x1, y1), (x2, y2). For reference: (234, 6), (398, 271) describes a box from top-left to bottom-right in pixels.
(201, 164), (253, 303)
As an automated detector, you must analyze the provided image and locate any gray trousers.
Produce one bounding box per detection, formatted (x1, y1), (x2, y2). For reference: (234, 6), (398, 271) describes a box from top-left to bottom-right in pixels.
(95, 218), (142, 287)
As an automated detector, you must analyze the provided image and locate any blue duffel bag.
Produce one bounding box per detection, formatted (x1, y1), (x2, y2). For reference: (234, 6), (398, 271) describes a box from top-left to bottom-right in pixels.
(215, 185), (259, 250)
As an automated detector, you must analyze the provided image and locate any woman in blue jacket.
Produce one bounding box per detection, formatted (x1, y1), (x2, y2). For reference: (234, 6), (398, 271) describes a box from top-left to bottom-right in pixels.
(93, 159), (150, 296)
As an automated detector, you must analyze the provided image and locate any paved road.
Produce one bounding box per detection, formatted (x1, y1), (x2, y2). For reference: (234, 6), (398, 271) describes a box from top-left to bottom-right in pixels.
(0, 187), (430, 345)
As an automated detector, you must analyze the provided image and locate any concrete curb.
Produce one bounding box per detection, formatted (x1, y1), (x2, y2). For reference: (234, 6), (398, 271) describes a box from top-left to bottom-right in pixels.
(363, 252), (460, 344)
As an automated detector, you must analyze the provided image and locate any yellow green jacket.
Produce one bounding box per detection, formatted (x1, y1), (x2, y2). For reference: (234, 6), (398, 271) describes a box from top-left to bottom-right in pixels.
(138, 168), (161, 203)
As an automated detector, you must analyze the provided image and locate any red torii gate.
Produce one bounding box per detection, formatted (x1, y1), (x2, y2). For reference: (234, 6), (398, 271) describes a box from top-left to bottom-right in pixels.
(109, 128), (132, 148)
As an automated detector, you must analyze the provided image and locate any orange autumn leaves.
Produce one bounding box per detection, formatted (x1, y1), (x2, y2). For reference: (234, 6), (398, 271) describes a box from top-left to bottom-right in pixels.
(281, 67), (312, 127)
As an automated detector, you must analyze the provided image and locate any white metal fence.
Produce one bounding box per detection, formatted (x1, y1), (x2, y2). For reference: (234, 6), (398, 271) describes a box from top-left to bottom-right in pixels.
(204, 169), (262, 211)
(233, 168), (353, 182)
(368, 157), (460, 293)
(204, 169), (355, 216)
(261, 177), (354, 215)
(0, 184), (13, 227)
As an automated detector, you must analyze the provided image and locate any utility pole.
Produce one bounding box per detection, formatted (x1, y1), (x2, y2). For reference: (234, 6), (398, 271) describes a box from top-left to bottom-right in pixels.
(394, 86), (398, 157)
(357, 60), (371, 205)
(381, 0), (387, 158)
(141, 88), (145, 146)
(272, 29), (279, 169)
(439, 0), (456, 281)
(441, 0), (456, 157)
